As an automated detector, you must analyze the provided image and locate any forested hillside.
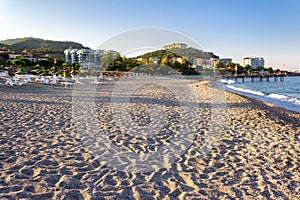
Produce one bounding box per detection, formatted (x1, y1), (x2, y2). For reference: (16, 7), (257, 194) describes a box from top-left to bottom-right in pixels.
(0, 37), (85, 60)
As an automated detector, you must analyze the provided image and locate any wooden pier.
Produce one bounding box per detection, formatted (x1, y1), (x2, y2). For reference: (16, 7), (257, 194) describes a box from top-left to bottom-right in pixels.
(223, 73), (285, 83)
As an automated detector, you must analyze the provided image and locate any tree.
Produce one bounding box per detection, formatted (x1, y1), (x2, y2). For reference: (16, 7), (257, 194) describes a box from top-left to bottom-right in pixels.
(226, 62), (235, 71)
(216, 61), (225, 69)
(101, 51), (114, 69)
(105, 52), (128, 71)
(245, 64), (252, 74)
(266, 67), (274, 73)
(122, 56), (127, 63)
(55, 59), (64, 70)
(0, 54), (9, 69)
(36, 60), (52, 70)
(0, 53), (9, 60)
(173, 60), (181, 71)
(106, 59), (127, 71)
(161, 56), (170, 66)
(181, 56), (190, 67)
(113, 52), (122, 62)
(257, 66), (264, 71)
(12, 57), (27, 72)
(245, 64), (252, 71)
(127, 58), (138, 70)
(148, 57), (153, 64)
(177, 56), (195, 75)
(236, 64), (244, 74)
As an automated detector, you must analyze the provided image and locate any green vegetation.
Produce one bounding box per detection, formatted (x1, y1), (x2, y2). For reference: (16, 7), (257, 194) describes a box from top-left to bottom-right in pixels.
(216, 62), (275, 75)
(0, 37), (86, 76)
(5, 56), (78, 76)
(102, 48), (213, 75)
(0, 37), (85, 60)
(0, 53), (9, 72)
(0, 38), (277, 76)
(135, 47), (217, 62)
(166, 47), (217, 61)
(101, 48), (276, 76)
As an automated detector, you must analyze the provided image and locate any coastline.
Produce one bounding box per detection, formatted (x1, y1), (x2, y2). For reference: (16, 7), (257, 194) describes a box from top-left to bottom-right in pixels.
(0, 81), (299, 199)
(221, 84), (300, 124)
(214, 77), (300, 113)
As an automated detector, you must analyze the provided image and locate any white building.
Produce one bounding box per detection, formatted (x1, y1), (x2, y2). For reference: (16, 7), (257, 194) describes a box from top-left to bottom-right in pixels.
(64, 47), (106, 65)
(243, 56), (265, 70)
(193, 57), (233, 69)
(193, 58), (212, 69)
(7, 53), (38, 63)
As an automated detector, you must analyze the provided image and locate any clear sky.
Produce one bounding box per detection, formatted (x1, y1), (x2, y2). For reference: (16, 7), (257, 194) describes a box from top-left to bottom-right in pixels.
(0, 0), (299, 71)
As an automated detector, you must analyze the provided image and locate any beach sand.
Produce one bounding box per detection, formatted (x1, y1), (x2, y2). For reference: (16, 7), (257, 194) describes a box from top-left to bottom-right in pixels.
(0, 80), (299, 199)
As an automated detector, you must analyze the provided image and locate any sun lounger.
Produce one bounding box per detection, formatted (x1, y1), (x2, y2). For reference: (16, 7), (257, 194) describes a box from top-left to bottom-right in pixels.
(42, 77), (50, 84)
(5, 78), (23, 86)
(34, 76), (43, 83)
(71, 74), (81, 84)
(24, 76), (32, 83)
(61, 81), (74, 87)
(51, 75), (57, 85)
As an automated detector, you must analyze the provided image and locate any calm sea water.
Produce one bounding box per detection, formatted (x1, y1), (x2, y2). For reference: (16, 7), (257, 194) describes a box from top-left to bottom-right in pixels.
(219, 76), (300, 113)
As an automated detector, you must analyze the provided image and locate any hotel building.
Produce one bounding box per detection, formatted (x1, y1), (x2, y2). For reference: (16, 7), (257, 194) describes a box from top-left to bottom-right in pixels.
(243, 56), (265, 70)
(64, 47), (105, 65)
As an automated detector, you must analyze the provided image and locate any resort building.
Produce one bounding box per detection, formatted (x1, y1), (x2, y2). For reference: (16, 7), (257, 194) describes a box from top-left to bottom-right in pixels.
(0, 47), (11, 54)
(64, 47), (77, 64)
(193, 57), (233, 69)
(7, 52), (38, 63)
(243, 56), (265, 70)
(64, 47), (106, 65)
(163, 43), (188, 50)
(219, 58), (232, 65)
(193, 58), (212, 69)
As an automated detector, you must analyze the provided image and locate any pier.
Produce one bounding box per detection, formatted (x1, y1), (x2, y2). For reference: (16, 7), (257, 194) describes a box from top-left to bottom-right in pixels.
(223, 73), (286, 83)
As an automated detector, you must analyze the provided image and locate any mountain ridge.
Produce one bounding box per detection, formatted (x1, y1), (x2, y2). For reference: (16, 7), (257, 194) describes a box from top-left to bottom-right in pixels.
(0, 37), (86, 60)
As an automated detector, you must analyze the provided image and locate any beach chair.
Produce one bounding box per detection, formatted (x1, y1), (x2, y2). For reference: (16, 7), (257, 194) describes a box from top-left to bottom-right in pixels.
(13, 75), (21, 82)
(61, 81), (74, 87)
(5, 78), (23, 86)
(58, 74), (65, 81)
(5, 78), (16, 86)
(24, 76), (32, 83)
(34, 76), (43, 83)
(93, 77), (103, 84)
(108, 77), (113, 81)
(42, 77), (50, 84)
(71, 74), (81, 84)
(51, 75), (57, 85)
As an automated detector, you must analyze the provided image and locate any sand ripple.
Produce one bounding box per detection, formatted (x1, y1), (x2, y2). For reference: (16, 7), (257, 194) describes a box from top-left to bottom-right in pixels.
(0, 81), (299, 199)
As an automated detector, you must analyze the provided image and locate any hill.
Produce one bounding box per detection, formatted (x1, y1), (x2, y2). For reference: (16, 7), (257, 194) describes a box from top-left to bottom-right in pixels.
(0, 37), (85, 60)
(137, 47), (219, 62)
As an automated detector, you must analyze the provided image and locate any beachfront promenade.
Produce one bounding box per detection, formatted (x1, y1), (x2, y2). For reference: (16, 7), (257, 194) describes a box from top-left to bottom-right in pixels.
(0, 77), (299, 199)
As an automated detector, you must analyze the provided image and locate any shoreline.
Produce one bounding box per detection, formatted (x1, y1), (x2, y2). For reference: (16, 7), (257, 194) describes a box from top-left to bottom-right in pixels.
(215, 77), (300, 114)
(218, 82), (300, 117)
(0, 81), (299, 199)
(223, 86), (300, 127)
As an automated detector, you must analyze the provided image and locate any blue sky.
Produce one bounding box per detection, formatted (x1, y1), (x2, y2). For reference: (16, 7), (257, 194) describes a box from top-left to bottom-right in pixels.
(0, 0), (299, 70)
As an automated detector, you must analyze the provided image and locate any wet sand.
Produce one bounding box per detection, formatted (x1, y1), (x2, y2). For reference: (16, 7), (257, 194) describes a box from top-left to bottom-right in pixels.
(0, 80), (299, 199)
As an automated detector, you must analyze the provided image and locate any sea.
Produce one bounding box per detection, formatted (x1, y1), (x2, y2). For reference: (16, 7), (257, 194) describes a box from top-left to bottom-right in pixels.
(217, 76), (300, 113)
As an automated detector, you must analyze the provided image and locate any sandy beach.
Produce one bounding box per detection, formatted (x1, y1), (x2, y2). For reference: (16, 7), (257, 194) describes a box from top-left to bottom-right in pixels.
(0, 79), (299, 199)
